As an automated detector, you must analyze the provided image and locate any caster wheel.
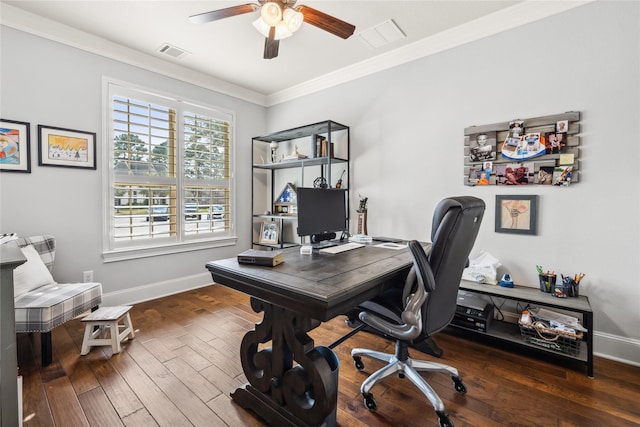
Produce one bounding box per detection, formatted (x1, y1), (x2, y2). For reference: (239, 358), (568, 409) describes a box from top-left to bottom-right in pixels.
(353, 356), (365, 371)
(437, 410), (454, 427)
(363, 392), (377, 411)
(452, 376), (467, 394)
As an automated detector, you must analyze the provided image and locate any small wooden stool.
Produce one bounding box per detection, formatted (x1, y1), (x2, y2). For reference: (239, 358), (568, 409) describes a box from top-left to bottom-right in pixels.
(81, 306), (135, 356)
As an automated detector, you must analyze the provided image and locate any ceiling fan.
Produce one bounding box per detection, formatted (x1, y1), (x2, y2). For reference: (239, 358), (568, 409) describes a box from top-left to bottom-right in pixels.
(189, 0), (356, 59)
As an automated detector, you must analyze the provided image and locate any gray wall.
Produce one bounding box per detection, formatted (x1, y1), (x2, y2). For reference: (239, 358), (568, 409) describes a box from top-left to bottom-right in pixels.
(266, 2), (640, 363)
(1, 1), (638, 364)
(0, 27), (266, 302)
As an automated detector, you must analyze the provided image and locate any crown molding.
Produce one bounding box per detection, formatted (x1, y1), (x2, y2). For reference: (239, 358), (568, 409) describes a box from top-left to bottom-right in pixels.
(2, 1), (593, 108)
(0, 3), (268, 106)
(265, 0), (595, 106)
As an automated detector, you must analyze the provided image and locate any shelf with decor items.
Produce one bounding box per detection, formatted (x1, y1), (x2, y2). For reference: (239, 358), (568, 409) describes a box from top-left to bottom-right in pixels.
(448, 280), (593, 377)
(251, 120), (350, 249)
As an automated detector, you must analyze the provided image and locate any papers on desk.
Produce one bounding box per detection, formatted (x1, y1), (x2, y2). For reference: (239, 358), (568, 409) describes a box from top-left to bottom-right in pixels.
(373, 242), (406, 250)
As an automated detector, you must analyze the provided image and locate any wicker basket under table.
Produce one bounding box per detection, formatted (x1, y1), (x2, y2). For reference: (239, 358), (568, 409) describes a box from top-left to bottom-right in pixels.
(518, 320), (583, 356)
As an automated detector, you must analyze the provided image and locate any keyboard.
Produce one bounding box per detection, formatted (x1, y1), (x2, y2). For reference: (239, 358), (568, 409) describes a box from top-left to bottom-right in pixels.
(319, 242), (365, 254)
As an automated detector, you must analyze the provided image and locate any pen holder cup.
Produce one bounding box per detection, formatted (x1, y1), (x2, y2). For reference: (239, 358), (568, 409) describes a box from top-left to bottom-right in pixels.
(558, 277), (579, 297)
(538, 274), (555, 293)
(553, 277), (578, 298)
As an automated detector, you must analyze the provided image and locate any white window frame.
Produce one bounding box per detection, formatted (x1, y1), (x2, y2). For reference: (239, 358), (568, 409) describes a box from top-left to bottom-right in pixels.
(102, 78), (237, 262)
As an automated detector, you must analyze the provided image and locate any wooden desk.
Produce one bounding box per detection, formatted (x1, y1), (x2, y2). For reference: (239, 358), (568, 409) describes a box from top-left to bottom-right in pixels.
(206, 244), (417, 427)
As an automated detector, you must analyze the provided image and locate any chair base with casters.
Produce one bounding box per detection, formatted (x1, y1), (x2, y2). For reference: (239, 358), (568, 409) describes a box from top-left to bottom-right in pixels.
(352, 340), (465, 427)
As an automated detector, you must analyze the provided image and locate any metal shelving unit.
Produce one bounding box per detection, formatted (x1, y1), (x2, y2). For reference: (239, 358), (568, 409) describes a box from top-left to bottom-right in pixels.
(251, 120), (350, 249)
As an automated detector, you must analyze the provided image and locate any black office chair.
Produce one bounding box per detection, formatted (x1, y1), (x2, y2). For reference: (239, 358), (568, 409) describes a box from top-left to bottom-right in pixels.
(351, 196), (485, 427)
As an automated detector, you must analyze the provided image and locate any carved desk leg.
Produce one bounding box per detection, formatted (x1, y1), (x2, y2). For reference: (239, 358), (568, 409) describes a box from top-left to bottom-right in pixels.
(232, 297), (339, 427)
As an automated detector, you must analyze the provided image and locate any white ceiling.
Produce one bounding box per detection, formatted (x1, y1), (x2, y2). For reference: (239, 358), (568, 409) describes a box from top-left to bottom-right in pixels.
(1, 1), (590, 105)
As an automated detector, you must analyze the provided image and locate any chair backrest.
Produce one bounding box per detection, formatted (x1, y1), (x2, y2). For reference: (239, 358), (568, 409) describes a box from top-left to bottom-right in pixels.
(15, 235), (56, 273)
(421, 196), (485, 335)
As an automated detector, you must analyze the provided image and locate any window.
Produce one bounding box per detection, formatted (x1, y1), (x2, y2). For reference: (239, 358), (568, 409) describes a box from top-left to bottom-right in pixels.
(104, 81), (235, 259)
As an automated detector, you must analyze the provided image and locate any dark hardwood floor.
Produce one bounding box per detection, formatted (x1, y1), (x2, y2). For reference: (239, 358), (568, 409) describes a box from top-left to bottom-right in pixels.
(16, 284), (640, 427)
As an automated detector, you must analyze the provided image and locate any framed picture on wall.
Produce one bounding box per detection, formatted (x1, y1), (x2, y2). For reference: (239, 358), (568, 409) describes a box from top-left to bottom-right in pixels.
(259, 222), (279, 245)
(495, 195), (538, 235)
(0, 119), (31, 173)
(38, 125), (96, 169)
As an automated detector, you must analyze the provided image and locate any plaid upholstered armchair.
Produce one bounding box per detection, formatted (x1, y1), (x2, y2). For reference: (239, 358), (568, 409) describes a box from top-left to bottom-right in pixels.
(14, 235), (102, 366)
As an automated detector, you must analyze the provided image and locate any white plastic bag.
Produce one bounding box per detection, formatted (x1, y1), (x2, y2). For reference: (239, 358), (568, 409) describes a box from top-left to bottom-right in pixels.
(462, 251), (501, 285)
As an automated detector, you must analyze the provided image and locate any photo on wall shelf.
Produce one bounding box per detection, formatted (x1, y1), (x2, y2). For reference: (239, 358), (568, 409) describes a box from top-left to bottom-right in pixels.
(495, 195), (538, 235)
(556, 120), (569, 133)
(468, 131), (496, 163)
(467, 166), (481, 186)
(544, 132), (566, 154)
(508, 120), (524, 138)
(536, 166), (554, 185)
(467, 162), (492, 186)
(0, 119), (31, 173)
(553, 165), (574, 186)
(496, 162), (534, 185)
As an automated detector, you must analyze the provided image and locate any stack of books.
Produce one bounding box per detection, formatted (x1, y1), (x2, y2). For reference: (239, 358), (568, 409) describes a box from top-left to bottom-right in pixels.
(237, 249), (284, 267)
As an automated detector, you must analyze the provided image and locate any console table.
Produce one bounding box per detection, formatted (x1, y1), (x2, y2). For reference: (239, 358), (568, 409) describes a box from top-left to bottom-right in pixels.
(1, 243), (26, 427)
(206, 244), (418, 427)
(453, 280), (593, 377)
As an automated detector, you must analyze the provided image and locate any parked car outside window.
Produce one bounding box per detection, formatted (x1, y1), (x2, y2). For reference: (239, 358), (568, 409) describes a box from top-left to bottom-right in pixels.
(212, 205), (225, 219)
(185, 203), (200, 220)
(146, 206), (169, 222)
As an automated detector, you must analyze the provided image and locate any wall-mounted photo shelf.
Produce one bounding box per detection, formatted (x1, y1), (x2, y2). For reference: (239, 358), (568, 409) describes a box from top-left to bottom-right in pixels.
(464, 112), (581, 187)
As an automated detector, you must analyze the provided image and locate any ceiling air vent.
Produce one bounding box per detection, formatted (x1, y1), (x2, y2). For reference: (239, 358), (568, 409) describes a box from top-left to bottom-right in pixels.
(358, 19), (406, 49)
(157, 43), (189, 59)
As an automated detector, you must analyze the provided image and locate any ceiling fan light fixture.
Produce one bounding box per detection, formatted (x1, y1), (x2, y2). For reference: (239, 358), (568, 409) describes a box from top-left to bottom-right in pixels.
(252, 18), (293, 40)
(283, 8), (303, 33)
(260, 2), (282, 27)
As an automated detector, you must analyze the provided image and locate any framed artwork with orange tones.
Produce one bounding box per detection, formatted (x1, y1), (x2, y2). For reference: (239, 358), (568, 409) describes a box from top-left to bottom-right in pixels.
(495, 195), (537, 235)
(0, 119), (31, 173)
(38, 125), (96, 169)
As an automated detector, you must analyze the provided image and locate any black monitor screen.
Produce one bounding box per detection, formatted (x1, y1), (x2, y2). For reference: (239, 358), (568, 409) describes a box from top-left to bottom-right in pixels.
(296, 187), (347, 238)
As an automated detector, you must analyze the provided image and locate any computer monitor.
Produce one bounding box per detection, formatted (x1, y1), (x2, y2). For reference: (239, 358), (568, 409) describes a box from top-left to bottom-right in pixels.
(296, 187), (347, 246)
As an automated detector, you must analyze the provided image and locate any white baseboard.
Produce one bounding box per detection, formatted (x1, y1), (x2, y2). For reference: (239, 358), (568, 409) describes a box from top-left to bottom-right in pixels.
(593, 331), (640, 367)
(101, 272), (214, 306)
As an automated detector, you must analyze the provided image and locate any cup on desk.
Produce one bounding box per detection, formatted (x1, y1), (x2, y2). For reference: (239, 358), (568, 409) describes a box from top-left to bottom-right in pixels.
(538, 274), (555, 293)
(553, 276), (576, 298)
(562, 276), (579, 297)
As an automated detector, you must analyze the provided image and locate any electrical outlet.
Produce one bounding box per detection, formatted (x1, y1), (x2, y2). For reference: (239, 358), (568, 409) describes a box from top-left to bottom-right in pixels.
(83, 270), (94, 282)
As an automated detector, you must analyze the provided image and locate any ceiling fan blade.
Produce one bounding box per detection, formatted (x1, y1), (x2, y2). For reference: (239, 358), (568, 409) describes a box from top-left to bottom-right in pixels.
(189, 4), (259, 24)
(296, 5), (356, 39)
(264, 26), (280, 59)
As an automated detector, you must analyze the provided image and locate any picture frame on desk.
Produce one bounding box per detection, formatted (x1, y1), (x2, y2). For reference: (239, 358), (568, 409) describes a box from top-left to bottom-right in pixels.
(259, 222), (279, 244)
(495, 195), (538, 235)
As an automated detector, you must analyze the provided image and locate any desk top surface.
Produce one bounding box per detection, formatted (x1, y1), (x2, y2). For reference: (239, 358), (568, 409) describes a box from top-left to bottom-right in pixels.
(206, 243), (422, 320)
